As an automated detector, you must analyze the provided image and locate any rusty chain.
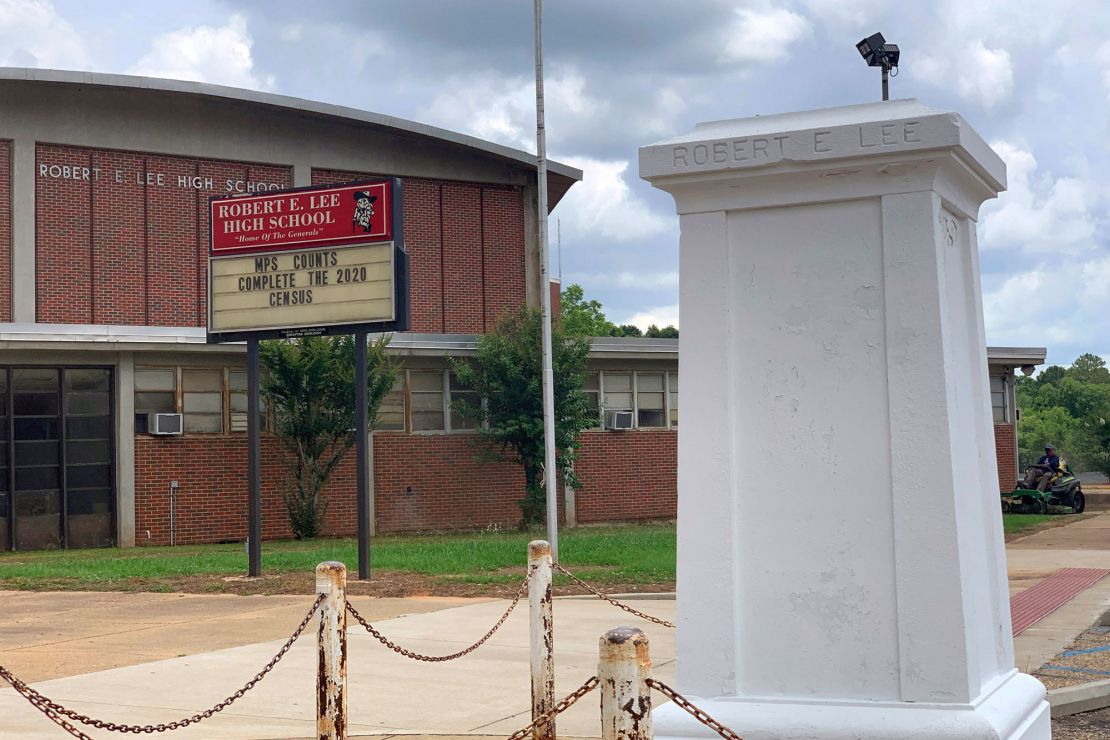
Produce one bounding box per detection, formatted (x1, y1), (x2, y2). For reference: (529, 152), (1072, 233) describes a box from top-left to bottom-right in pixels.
(552, 562), (675, 628)
(0, 594), (323, 735)
(504, 675), (599, 740)
(347, 575), (528, 661)
(647, 678), (743, 739)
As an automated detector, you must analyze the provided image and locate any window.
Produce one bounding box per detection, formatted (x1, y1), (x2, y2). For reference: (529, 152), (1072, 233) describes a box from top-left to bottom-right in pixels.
(449, 373), (480, 430)
(582, 373), (601, 426)
(135, 368), (176, 433)
(410, 371), (445, 432)
(602, 372), (633, 411)
(990, 375), (1007, 423)
(182, 369), (223, 433)
(668, 372), (678, 427)
(228, 370), (267, 433)
(636, 373), (666, 427)
(376, 377), (406, 431)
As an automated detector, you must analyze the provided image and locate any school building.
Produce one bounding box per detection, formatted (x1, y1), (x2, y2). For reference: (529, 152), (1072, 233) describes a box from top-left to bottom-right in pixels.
(0, 69), (1040, 550)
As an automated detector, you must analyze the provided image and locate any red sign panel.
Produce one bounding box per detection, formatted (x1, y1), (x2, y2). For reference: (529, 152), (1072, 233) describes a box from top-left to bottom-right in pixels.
(210, 181), (393, 255)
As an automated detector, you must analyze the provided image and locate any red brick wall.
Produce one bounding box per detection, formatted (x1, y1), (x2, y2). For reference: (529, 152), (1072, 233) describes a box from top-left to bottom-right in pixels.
(574, 429), (678, 523)
(994, 422), (1017, 493)
(35, 144), (292, 325)
(312, 169), (526, 333)
(134, 432), (525, 545)
(0, 140), (10, 321)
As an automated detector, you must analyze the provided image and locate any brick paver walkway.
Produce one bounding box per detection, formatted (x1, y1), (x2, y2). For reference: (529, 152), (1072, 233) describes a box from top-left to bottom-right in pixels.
(1010, 568), (1110, 636)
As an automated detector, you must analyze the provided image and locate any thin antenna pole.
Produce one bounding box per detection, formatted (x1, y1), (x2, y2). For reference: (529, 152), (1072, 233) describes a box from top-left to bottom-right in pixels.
(534, 0), (560, 560)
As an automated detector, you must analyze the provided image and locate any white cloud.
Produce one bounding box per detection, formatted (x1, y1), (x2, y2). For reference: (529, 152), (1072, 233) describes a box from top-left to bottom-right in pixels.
(798, 0), (886, 27)
(621, 304), (680, 331)
(128, 14), (273, 90)
(915, 40), (1013, 108)
(722, 7), (812, 65)
(555, 157), (673, 243)
(0, 0), (90, 68)
(565, 271), (679, 289)
(979, 141), (1099, 256)
(983, 257), (1110, 354)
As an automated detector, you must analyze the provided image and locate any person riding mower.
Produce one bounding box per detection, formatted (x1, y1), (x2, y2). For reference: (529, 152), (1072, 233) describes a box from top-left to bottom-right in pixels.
(1001, 444), (1085, 514)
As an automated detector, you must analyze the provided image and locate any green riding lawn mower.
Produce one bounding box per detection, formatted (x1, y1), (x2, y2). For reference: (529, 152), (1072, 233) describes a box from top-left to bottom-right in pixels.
(1001, 460), (1086, 515)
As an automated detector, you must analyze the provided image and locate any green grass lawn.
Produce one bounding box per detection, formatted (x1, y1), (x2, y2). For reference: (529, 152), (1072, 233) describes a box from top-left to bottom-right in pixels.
(1001, 512), (1067, 537)
(0, 523), (677, 592)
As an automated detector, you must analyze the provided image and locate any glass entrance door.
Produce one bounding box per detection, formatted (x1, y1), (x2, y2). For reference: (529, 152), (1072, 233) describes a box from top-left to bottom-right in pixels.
(2, 367), (114, 550)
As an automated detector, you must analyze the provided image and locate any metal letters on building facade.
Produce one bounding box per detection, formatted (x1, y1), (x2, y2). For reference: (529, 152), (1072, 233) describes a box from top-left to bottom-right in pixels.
(207, 180), (408, 342)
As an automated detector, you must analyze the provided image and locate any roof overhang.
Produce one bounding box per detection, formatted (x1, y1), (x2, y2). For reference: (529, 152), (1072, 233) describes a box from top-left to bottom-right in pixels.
(986, 346), (1048, 366)
(0, 67), (582, 208)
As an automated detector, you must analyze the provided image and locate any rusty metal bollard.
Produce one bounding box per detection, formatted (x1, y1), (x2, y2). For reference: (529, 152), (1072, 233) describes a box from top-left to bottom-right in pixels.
(529, 540), (555, 739)
(599, 627), (653, 739)
(316, 562), (348, 740)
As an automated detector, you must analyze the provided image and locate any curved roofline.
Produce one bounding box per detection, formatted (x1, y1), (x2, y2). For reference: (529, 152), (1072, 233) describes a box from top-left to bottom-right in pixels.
(0, 67), (583, 183)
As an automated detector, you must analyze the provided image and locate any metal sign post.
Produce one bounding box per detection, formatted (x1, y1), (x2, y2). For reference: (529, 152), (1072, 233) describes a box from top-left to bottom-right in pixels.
(247, 338), (262, 577)
(355, 331), (371, 580)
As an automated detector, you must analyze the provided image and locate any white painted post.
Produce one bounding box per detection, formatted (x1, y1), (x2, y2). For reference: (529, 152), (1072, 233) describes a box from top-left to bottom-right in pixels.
(599, 627), (653, 739)
(316, 562), (347, 740)
(529, 540), (554, 740)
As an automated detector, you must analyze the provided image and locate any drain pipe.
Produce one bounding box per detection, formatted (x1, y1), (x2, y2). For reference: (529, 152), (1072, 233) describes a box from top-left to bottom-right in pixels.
(169, 480), (179, 546)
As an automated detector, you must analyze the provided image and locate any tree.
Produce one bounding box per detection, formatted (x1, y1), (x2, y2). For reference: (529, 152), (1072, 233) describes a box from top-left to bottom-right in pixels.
(644, 324), (679, 338)
(450, 307), (595, 526)
(261, 335), (398, 539)
(1016, 406), (1079, 471)
(612, 323), (643, 337)
(559, 284), (615, 337)
(1069, 353), (1110, 384)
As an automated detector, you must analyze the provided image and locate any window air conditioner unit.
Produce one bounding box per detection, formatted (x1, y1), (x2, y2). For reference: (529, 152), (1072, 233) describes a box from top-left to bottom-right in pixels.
(149, 413), (183, 436)
(604, 409), (634, 430)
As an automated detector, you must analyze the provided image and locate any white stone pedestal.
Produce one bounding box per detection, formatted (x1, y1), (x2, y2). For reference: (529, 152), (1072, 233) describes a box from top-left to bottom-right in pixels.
(639, 100), (1049, 739)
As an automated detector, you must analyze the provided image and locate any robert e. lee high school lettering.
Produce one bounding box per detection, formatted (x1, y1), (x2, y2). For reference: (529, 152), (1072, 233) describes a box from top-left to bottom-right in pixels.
(38, 162), (282, 193)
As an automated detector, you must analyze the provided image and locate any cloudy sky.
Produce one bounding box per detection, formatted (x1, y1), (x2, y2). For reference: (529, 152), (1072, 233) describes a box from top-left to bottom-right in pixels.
(2, 0), (1108, 364)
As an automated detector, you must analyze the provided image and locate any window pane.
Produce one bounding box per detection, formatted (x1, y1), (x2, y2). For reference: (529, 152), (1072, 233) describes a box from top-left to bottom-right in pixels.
(67, 416), (110, 439)
(229, 370), (247, 392)
(68, 440), (111, 465)
(184, 414), (222, 433)
(65, 392), (109, 416)
(583, 373), (599, 392)
(14, 393), (59, 416)
(451, 393), (480, 431)
(184, 393), (222, 413)
(230, 392), (248, 413)
(182, 370), (222, 392)
(637, 372), (665, 428)
(989, 376), (1005, 393)
(638, 409), (666, 427)
(638, 391), (664, 411)
(377, 378), (405, 431)
(135, 392), (175, 414)
(412, 410), (445, 431)
(602, 372), (632, 410)
(411, 371), (444, 392)
(14, 368), (58, 393)
(135, 369), (175, 392)
(992, 406), (1006, 423)
(638, 373), (664, 393)
(65, 369), (110, 392)
(668, 372), (678, 427)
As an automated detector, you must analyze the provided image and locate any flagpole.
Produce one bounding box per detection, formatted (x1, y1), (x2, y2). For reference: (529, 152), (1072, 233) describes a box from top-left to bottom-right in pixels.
(534, 0), (559, 561)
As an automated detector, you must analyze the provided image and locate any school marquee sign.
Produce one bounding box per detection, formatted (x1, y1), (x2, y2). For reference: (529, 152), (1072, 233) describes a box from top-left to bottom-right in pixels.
(207, 180), (408, 342)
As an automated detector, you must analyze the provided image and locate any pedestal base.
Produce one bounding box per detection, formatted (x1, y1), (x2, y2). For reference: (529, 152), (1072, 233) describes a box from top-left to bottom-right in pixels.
(654, 671), (1049, 740)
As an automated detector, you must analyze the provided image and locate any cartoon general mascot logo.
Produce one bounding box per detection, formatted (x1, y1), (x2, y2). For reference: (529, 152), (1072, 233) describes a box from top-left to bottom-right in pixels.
(352, 190), (378, 234)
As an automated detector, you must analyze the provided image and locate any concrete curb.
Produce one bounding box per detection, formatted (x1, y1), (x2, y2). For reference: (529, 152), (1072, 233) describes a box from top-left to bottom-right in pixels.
(555, 592), (676, 602)
(1048, 679), (1110, 717)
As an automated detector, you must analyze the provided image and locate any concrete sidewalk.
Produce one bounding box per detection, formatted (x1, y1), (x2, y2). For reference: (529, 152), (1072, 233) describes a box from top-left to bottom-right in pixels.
(0, 597), (677, 738)
(1009, 515), (1110, 672)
